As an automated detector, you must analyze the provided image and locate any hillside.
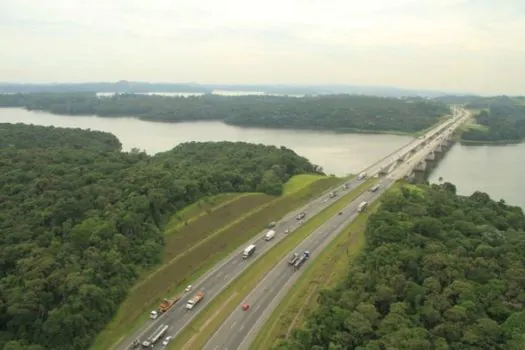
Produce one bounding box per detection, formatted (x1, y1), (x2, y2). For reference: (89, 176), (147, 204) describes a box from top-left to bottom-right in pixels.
(0, 124), (321, 350)
(0, 93), (450, 134)
(281, 183), (525, 349)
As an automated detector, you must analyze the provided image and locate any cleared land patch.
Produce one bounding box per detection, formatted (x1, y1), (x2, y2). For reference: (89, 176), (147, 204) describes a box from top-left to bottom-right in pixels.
(167, 178), (376, 350)
(92, 174), (340, 350)
(252, 183), (401, 349)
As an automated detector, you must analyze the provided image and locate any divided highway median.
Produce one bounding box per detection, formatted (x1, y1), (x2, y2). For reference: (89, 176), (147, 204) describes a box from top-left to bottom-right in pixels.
(251, 181), (403, 349)
(92, 174), (343, 350)
(167, 178), (377, 350)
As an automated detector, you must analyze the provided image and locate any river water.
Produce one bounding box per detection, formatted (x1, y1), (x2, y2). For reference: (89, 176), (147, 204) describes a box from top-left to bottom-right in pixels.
(1, 107), (523, 208)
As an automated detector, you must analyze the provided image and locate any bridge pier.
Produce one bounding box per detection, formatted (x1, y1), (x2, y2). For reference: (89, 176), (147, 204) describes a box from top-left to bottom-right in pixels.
(414, 161), (427, 172)
(425, 151), (435, 161)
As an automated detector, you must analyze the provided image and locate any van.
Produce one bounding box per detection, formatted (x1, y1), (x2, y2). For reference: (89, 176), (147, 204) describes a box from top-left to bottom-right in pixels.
(265, 230), (276, 241)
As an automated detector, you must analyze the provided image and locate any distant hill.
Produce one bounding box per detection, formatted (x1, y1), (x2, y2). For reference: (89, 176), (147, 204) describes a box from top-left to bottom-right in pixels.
(0, 81), (470, 97)
(204, 84), (470, 98)
(0, 80), (210, 93)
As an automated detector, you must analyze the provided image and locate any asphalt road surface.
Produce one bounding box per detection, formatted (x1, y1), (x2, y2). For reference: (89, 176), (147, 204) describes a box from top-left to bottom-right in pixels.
(202, 109), (469, 350)
(117, 109), (467, 350)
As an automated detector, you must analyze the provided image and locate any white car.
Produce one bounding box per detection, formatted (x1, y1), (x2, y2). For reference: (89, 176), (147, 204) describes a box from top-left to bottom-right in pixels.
(185, 285), (192, 292)
(162, 336), (172, 346)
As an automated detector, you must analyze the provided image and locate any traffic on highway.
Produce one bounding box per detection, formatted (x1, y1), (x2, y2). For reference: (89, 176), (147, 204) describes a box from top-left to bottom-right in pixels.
(117, 108), (469, 350)
(203, 108), (469, 350)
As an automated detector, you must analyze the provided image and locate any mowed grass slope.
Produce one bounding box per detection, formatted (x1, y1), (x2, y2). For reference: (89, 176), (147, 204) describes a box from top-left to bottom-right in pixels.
(252, 182), (403, 349)
(167, 178), (376, 350)
(92, 174), (342, 350)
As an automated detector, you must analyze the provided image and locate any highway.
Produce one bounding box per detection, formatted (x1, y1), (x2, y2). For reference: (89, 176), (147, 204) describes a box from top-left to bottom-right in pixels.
(116, 108), (467, 350)
(202, 109), (470, 350)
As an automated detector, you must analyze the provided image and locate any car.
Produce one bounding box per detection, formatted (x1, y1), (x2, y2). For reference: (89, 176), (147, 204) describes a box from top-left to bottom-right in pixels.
(185, 285), (192, 292)
(284, 229), (290, 234)
(162, 336), (172, 346)
(242, 303), (250, 311)
(338, 211), (342, 215)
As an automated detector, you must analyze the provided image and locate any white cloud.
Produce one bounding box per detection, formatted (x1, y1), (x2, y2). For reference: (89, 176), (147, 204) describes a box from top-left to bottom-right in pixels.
(0, 0), (524, 94)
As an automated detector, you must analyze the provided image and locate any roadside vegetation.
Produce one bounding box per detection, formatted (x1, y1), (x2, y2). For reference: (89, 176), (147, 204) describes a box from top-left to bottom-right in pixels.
(252, 183), (396, 349)
(167, 178), (377, 350)
(280, 182), (525, 349)
(95, 175), (340, 350)
(0, 93), (450, 133)
(0, 123), (325, 350)
(461, 105), (525, 144)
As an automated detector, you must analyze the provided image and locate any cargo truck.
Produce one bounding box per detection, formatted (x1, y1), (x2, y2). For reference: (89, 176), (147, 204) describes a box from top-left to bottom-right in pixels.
(150, 295), (181, 319)
(141, 324), (168, 348)
(288, 252), (299, 265)
(243, 244), (256, 259)
(357, 201), (368, 213)
(265, 230), (276, 241)
(186, 291), (205, 310)
(293, 250), (310, 270)
(369, 184), (380, 192)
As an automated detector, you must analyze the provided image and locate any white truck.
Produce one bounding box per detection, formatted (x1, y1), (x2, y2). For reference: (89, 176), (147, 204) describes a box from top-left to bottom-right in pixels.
(242, 244), (256, 259)
(141, 324), (168, 348)
(357, 172), (367, 180)
(357, 201), (368, 213)
(265, 230), (276, 241)
(185, 291), (205, 310)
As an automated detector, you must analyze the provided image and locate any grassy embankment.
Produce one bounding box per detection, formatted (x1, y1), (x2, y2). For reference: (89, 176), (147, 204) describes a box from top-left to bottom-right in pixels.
(252, 181), (404, 349)
(167, 177), (378, 350)
(459, 111), (523, 145)
(91, 174), (342, 350)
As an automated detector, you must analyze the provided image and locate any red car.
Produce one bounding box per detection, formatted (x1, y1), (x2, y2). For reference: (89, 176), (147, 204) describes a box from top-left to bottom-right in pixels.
(242, 303), (250, 311)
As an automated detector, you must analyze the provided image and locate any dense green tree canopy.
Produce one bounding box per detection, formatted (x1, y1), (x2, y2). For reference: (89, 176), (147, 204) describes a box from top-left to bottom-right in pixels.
(0, 93), (450, 133)
(280, 183), (525, 349)
(0, 123), (321, 350)
(462, 105), (525, 143)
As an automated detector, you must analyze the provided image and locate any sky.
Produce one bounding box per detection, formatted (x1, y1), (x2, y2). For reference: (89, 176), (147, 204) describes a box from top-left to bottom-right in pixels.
(0, 0), (524, 94)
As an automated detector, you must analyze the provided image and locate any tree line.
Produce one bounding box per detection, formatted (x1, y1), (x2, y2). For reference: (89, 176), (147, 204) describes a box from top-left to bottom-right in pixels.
(0, 123), (321, 350)
(0, 93), (450, 133)
(279, 183), (525, 349)
(462, 105), (525, 143)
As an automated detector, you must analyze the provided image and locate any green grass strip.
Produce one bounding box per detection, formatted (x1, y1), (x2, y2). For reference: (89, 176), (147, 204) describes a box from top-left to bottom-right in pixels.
(167, 178), (377, 350)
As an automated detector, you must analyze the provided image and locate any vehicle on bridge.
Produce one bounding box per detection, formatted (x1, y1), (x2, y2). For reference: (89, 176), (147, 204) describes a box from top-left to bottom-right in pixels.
(357, 201), (368, 213)
(242, 303), (250, 311)
(141, 324), (168, 348)
(185, 291), (205, 310)
(328, 191), (337, 198)
(150, 295), (181, 319)
(242, 244), (256, 259)
(296, 212), (306, 220)
(293, 250), (310, 270)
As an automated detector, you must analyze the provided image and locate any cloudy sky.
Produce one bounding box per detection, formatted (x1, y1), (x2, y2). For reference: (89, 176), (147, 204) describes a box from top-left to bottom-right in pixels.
(0, 0), (524, 94)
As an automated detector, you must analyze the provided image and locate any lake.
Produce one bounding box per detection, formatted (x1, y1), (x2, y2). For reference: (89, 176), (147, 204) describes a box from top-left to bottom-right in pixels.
(1, 107), (523, 208)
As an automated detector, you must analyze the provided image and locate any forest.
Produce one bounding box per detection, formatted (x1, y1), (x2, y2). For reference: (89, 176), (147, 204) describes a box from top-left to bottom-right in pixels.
(0, 93), (450, 133)
(462, 105), (525, 143)
(0, 123), (321, 350)
(279, 183), (525, 349)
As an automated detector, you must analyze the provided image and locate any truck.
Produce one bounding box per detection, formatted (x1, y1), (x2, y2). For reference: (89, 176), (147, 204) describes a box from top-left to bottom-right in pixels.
(242, 244), (256, 259)
(150, 295), (181, 319)
(265, 230), (276, 241)
(293, 250), (310, 270)
(357, 172), (367, 180)
(141, 324), (168, 348)
(296, 212), (306, 220)
(288, 252), (299, 265)
(185, 291), (205, 310)
(357, 201), (368, 213)
(369, 184), (380, 192)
